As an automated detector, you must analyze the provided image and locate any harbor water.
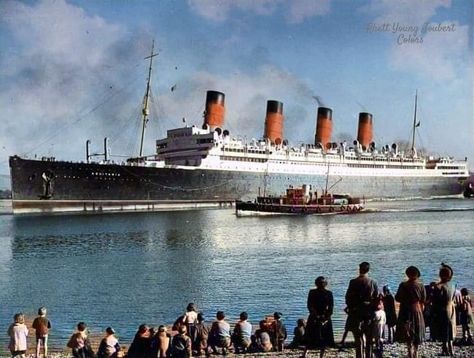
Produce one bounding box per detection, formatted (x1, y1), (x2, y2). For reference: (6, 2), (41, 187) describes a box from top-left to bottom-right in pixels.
(1, 198), (473, 350)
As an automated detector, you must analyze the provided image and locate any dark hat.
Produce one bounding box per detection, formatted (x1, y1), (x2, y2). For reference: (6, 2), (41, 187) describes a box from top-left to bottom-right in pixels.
(405, 266), (421, 278)
(106, 327), (115, 335)
(273, 312), (282, 320)
(440, 263), (453, 280)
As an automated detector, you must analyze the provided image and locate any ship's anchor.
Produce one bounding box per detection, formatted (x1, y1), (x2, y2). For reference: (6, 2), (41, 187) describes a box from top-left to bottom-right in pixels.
(39, 170), (54, 199)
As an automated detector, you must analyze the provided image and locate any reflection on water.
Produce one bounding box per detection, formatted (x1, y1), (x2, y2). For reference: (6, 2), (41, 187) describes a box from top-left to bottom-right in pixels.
(0, 199), (473, 348)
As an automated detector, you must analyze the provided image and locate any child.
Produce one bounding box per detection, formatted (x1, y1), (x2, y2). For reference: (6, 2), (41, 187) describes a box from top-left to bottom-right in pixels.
(32, 307), (51, 358)
(382, 285), (397, 343)
(372, 298), (386, 357)
(8, 313), (29, 358)
(288, 318), (306, 349)
(254, 320), (272, 352)
(339, 306), (352, 350)
(97, 327), (120, 358)
(67, 322), (90, 358)
(271, 312), (287, 352)
(460, 288), (473, 343)
(156, 325), (170, 358)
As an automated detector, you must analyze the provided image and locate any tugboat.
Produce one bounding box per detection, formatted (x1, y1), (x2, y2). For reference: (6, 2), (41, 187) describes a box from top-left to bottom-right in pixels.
(235, 184), (364, 216)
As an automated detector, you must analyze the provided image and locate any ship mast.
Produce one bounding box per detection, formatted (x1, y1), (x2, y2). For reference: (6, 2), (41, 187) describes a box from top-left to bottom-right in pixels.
(411, 89), (418, 155)
(139, 41), (159, 158)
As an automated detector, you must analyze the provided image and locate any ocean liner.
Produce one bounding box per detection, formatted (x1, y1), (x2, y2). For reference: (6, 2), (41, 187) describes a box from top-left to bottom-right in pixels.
(8, 47), (470, 214)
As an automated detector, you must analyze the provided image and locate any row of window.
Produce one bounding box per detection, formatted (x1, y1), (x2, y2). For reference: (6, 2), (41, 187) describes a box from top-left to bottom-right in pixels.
(437, 166), (463, 170)
(222, 156), (267, 163)
(92, 172), (121, 177)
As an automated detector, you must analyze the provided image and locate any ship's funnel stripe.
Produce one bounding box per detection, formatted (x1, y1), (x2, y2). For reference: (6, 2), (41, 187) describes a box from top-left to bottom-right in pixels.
(264, 100), (284, 144)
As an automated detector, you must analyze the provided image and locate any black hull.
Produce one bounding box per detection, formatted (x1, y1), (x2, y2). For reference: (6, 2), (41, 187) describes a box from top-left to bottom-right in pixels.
(235, 201), (363, 216)
(9, 156), (467, 214)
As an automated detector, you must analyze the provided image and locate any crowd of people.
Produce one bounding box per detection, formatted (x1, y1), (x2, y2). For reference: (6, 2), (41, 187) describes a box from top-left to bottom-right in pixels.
(6, 263), (473, 358)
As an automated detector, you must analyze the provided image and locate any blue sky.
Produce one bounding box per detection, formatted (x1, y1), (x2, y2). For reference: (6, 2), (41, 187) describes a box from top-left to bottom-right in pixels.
(0, 0), (472, 176)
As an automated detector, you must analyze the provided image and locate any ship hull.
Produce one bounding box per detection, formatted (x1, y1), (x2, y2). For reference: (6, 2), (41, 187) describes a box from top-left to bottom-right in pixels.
(9, 156), (467, 214)
(235, 201), (364, 216)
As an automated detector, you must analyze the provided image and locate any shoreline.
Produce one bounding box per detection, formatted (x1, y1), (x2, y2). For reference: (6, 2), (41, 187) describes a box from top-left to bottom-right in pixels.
(2, 342), (474, 358)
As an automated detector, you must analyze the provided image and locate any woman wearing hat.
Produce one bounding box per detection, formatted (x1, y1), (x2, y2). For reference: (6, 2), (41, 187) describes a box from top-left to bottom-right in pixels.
(431, 263), (457, 356)
(302, 276), (335, 358)
(395, 266), (426, 358)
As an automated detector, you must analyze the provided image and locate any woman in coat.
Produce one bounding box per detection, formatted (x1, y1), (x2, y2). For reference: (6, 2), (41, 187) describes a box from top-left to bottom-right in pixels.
(431, 264), (457, 356)
(395, 266), (426, 358)
(302, 276), (335, 357)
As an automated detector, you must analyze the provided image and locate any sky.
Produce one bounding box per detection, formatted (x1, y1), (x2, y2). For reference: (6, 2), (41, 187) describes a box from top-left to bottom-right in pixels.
(0, 0), (473, 179)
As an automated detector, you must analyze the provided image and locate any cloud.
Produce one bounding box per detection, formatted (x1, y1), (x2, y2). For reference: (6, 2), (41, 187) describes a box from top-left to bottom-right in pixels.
(390, 22), (470, 82)
(286, 0), (331, 24)
(0, 0), (153, 168)
(364, 0), (451, 25)
(362, 0), (471, 82)
(187, 0), (330, 23)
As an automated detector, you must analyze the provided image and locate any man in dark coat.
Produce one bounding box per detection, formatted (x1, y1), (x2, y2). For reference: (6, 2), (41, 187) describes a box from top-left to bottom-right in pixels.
(345, 262), (379, 358)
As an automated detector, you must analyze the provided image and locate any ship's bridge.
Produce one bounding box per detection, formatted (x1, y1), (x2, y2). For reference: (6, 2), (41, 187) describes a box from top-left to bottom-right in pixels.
(155, 126), (218, 165)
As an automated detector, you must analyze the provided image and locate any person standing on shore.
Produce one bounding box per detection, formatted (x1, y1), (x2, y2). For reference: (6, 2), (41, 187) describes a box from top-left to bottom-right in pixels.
(382, 285), (397, 343)
(395, 266), (426, 358)
(32, 307), (51, 358)
(459, 288), (473, 343)
(303, 276), (335, 358)
(7, 313), (28, 358)
(271, 312), (287, 352)
(345, 261), (379, 358)
(431, 263), (457, 356)
(372, 298), (386, 357)
(182, 303), (198, 344)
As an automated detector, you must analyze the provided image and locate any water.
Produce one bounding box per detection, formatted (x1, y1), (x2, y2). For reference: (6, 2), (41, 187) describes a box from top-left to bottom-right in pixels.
(1, 198), (473, 349)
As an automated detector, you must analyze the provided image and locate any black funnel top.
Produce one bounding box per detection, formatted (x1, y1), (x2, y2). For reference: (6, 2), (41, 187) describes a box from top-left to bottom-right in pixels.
(266, 100), (283, 114)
